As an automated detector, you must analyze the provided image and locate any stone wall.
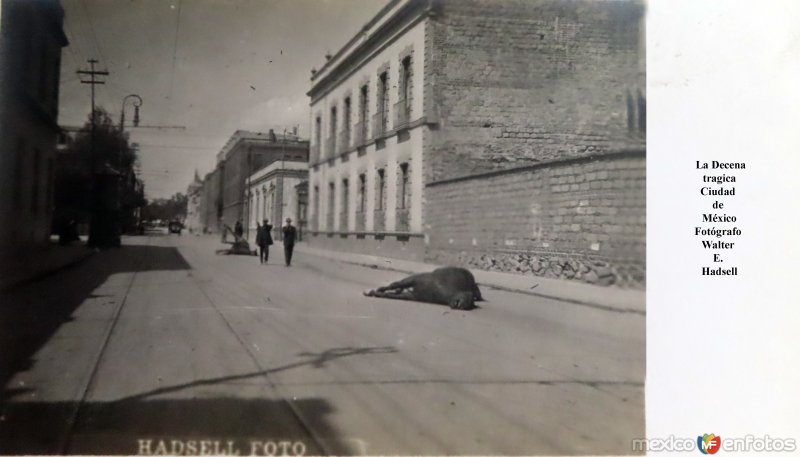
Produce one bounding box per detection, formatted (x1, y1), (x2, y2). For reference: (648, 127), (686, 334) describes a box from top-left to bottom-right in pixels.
(424, 151), (645, 287)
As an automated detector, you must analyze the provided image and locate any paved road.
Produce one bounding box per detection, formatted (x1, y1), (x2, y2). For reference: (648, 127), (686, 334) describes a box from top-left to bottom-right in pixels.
(0, 234), (644, 455)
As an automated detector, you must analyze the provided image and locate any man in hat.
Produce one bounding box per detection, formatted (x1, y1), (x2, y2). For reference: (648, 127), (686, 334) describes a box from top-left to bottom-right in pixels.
(256, 219), (273, 264)
(282, 217), (297, 267)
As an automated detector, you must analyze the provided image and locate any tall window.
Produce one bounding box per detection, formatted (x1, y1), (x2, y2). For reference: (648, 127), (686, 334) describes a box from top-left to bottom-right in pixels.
(400, 56), (412, 111)
(378, 72), (388, 125)
(360, 86), (369, 121)
(343, 97), (351, 146)
(399, 163), (409, 210)
(262, 186), (268, 221)
(358, 174), (366, 213)
(358, 85), (369, 144)
(314, 116), (322, 160)
(329, 106), (337, 156)
(376, 169), (385, 211)
(313, 185), (320, 229)
(328, 182), (335, 229)
(255, 190), (261, 223)
(341, 178), (349, 216)
(270, 188), (276, 222)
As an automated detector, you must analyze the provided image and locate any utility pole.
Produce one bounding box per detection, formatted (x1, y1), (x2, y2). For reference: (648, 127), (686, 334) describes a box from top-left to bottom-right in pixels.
(78, 59), (109, 247)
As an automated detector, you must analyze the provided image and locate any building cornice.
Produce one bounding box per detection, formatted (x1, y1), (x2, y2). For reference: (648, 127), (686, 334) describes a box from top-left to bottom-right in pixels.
(307, 0), (433, 103)
(219, 130), (309, 161)
(246, 161), (309, 187)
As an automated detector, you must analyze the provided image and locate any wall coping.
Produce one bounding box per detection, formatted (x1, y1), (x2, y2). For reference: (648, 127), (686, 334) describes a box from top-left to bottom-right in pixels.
(426, 148), (646, 188)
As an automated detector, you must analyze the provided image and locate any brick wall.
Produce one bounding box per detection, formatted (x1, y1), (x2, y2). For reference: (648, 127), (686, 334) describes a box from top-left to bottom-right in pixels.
(425, 151), (645, 287)
(425, 0), (645, 183)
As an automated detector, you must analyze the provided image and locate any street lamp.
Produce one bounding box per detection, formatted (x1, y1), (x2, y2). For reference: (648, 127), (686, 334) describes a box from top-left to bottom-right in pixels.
(119, 95), (143, 238)
(120, 94), (143, 131)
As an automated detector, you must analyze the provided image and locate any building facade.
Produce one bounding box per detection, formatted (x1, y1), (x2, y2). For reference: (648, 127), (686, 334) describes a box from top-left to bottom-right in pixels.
(0, 0), (68, 260)
(307, 0), (646, 286)
(244, 162), (308, 243)
(200, 167), (223, 234)
(185, 170), (203, 233)
(217, 130), (309, 234)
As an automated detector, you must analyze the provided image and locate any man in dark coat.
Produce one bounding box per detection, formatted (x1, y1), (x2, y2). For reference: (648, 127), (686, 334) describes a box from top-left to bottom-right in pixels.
(234, 219), (244, 239)
(282, 218), (297, 267)
(256, 219), (273, 264)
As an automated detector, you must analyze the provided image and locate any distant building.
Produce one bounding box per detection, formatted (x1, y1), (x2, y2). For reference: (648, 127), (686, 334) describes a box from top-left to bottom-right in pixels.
(185, 170), (203, 233)
(218, 129), (309, 235)
(307, 0), (645, 286)
(0, 0), (68, 260)
(200, 167), (223, 234)
(244, 161), (308, 243)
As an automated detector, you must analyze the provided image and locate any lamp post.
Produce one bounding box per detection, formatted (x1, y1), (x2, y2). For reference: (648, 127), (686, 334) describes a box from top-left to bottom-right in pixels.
(119, 95), (143, 238)
(120, 94), (142, 131)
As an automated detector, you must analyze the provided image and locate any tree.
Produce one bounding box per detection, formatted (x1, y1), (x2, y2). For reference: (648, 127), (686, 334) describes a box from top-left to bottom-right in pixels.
(141, 192), (187, 223)
(54, 108), (145, 246)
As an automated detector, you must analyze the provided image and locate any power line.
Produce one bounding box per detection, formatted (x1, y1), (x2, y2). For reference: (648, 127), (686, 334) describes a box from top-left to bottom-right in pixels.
(63, 20), (88, 64)
(79, 0), (107, 65)
(78, 0), (116, 110)
(167, 0), (183, 115)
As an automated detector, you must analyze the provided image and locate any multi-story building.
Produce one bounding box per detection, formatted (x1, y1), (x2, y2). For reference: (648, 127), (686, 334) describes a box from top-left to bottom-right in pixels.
(0, 0), (68, 260)
(244, 162), (308, 243)
(217, 129), (309, 235)
(307, 0), (646, 286)
(185, 170), (203, 233)
(201, 167), (223, 234)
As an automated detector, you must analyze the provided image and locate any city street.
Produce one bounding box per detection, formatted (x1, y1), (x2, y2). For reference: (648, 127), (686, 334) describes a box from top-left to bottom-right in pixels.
(0, 233), (644, 456)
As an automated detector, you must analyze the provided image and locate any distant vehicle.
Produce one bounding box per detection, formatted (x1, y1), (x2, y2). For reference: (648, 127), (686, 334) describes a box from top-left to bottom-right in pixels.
(168, 220), (183, 234)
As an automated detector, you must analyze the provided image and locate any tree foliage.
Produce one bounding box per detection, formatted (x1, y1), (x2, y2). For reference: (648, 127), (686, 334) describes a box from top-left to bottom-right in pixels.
(141, 193), (188, 222)
(54, 108), (145, 235)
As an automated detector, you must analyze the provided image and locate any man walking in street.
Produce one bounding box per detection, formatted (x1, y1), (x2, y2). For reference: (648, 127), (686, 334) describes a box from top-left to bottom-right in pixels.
(282, 218), (297, 267)
(256, 219), (273, 264)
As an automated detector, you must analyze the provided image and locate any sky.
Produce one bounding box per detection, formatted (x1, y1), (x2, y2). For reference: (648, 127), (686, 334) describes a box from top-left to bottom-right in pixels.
(58, 0), (389, 199)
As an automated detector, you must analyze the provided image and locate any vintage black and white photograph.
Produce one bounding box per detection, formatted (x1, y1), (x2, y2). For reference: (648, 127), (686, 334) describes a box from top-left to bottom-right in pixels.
(0, 0), (646, 454)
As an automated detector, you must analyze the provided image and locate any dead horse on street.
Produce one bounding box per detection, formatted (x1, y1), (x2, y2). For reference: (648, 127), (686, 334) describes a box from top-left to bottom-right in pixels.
(363, 266), (484, 310)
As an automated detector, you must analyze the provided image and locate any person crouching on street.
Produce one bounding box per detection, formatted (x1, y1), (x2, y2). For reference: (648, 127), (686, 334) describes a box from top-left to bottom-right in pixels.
(257, 219), (273, 264)
(282, 218), (297, 267)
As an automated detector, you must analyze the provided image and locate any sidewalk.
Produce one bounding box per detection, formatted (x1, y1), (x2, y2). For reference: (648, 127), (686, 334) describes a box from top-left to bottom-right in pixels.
(0, 240), (95, 291)
(295, 244), (645, 315)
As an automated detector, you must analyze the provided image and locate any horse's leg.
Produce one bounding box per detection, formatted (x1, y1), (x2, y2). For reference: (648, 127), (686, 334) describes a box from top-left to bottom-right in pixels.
(368, 288), (416, 301)
(365, 275), (420, 299)
(375, 274), (419, 293)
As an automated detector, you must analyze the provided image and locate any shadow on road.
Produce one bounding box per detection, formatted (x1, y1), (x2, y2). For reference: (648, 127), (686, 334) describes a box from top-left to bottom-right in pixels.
(0, 244), (191, 396)
(119, 346), (399, 402)
(0, 346), (399, 455)
(0, 396), (342, 455)
(1, 243), (396, 456)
